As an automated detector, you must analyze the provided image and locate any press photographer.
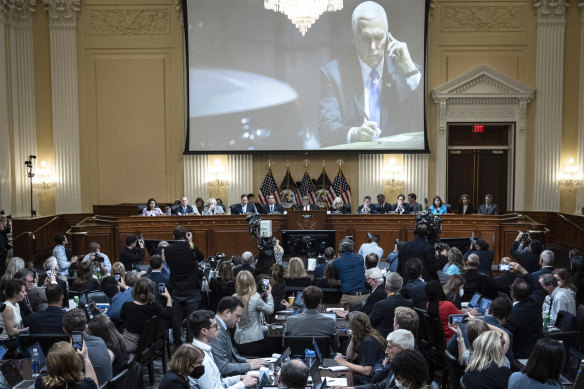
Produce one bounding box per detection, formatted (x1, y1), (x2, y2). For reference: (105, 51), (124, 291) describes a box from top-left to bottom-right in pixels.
(82, 242), (112, 276)
(119, 235), (144, 272)
(510, 230), (543, 273)
(464, 236), (494, 277)
(0, 210), (11, 277)
(398, 211), (441, 282)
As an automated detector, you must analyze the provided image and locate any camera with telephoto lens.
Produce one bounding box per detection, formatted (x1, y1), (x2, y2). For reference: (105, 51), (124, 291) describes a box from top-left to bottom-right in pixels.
(94, 254), (104, 263)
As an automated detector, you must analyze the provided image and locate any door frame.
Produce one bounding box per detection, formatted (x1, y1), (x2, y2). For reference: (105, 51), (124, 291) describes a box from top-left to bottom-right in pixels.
(432, 65), (534, 211)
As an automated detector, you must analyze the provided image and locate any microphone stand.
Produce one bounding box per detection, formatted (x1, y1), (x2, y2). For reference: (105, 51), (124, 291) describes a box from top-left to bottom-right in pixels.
(25, 155), (36, 217)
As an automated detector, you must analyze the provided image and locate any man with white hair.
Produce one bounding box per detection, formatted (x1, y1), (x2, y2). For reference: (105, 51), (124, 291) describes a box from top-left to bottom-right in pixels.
(532, 249), (555, 279)
(39, 256), (69, 308)
(233, 251), (255, 277)
(318, 0), (423, 146)
(362, 267), (387, 315)
(369, 272), (414, 337)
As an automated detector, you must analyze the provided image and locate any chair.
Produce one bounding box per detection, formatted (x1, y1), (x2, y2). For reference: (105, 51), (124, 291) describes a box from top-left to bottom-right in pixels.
(282, 336), (331, 359)
(555, 310), (577, 332)
(444, 350), (463, 389)
(413, 307), (431, 358)
(123, 354), (143, 387)
(134, 316), (159, 385)
(99, 368), (128, 389)
(321, 288), (342, 304)
(86, 291), (110, 304)
(421, 313), (449, 388)
(153, 317), (172, 364)
(137, 205), (147, 215)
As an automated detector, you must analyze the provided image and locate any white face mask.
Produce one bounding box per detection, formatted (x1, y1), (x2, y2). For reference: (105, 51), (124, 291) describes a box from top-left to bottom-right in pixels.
(459, 288), (464, 297)
(395, 379), (407, 389)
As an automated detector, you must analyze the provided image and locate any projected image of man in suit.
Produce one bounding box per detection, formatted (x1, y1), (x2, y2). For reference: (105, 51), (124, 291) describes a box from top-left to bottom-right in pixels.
(319, 1), (423, 147)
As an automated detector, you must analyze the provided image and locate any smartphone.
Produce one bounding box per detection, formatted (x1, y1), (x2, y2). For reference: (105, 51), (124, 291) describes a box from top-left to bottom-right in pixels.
(262, 278), (270, 290)
(158, 283), (165, 295)
(114, 273), (121, 282)
(46, 270), (52, 278)
(84, 304), (94, 320)
(498, 264), (511, 271)
(72, 331), (83, 351)
(448, 314), (468, 325)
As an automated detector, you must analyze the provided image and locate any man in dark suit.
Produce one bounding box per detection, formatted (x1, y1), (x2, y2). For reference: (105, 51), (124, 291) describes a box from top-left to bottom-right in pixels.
(247, 194), (265, 214)
(357, 196), (378, 214)
(400, 258), (427, 309)
(369, 273), (414, 337)
(284, 286), (340, 353)
(145, 254), (169, 287)
(231, 194), (255, 215)
(510, 232), (543, 273)
(504, 262), (547, 358)
(391, 194), (411, 214)
(30, 283), (65, 334)
(318, 1), (422, 148)
(165, 226), (204, 346)
(361, 268), (388, 315)
(376, 194), (392, 214)
(531, 250), (555, 279)
(463, 238), (494, 278)
(462, 254), (494, 300)
(263, 194), (285, 214)
(298, 195), (318, 211)
(398, 223), (438, 282)
(172, 196), (197, 215)
(477, 194), (500, 215)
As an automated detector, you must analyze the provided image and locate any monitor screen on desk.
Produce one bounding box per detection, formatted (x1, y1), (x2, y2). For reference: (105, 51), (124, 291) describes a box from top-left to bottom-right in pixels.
(282, 230), (336, 257)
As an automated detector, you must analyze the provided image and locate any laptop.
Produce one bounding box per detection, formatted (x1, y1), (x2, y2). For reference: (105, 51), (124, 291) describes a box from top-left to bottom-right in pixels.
(312, 338), (340, 368)
(0, 345), (8, 360)
(309, 356), (322, 387)
(256, 368), (271, 389)
(477, 298), (492, 315)
(322, 313), (336, 323)
(274, 347), (291, 368)
(0, 360), (35, 389)
(468, 293), (481, 308)
(560, 347), (584, 385)
(293, 292), (304, 308)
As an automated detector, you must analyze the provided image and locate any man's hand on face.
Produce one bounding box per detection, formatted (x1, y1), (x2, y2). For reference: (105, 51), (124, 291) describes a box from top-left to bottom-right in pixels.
(348, 121), (380, 143)
(387, 32), (416, 74)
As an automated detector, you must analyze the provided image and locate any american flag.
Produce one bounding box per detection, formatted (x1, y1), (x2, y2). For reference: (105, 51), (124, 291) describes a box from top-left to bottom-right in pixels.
(327, 168), (352, 205)
(258, 169), (280, 205)
(298, 170), (318, 204)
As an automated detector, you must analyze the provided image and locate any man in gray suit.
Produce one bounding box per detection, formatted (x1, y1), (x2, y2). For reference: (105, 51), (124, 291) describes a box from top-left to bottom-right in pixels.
(211, 296), (267, 376)
(477, 194), (500, 215)
(284, 286), (340, 353)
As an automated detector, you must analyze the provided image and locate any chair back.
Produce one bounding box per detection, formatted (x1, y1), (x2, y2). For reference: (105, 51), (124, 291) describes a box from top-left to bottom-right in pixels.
(104, 368), (128, 389)
(422, 313), (447, 350)
(85, 291), (110, 304)
(124, 354), (143, 387)
(555, 310), (577, 332)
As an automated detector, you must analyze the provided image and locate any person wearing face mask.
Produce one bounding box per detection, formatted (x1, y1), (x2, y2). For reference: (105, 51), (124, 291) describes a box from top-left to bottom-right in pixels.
(160, 344), (205, 389)
(189, 310), (258, 389)
(390, 349), (428, 389)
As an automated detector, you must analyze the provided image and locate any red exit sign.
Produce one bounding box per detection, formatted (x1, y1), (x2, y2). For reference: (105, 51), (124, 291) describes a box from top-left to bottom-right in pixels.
(473, 125), (484, 133)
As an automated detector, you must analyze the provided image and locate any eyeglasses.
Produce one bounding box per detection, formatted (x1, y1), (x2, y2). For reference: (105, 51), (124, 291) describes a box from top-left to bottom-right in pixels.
(207, 323), (219, 330)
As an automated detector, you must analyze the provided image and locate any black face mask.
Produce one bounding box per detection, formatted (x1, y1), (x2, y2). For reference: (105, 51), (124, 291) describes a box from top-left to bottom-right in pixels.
(189, 365), (205, 379)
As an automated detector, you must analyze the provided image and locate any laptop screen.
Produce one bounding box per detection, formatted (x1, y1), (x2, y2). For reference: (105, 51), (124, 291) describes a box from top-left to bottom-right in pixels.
(478, 298), (492, 314)
(309, 356), (322, 387)
(275, 347), (291, 367)
(294, 292), (304, 307)
(312, 338), (323, 365)
(562, 348), (584, 383)
(322, 313), (337, 323)
(0, 360), (25, 387)
(469, 293), (481, 308)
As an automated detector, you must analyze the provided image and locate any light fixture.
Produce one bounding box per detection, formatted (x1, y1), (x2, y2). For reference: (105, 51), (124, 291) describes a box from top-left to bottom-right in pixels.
(208, 158), (229, 189)
(558, 158), (583, 190)
(32, 160), (56, 193)
(382, 158), (404, 189)
(264, 0), (343, 36)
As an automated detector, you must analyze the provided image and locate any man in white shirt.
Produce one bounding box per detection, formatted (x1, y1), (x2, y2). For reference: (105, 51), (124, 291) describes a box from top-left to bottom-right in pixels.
(358, 233), (384, 260)
(52, 233), (78, 278)
(82, 242), (112, 275)
(189, 310), (258, 389)
(539, 274), (576, 326)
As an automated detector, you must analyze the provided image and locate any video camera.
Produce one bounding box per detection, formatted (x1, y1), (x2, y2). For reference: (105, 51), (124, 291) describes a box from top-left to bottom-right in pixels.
(206, 253), (226, 269)
(415, 211), (442, 245)
(246, 213), (262, 238)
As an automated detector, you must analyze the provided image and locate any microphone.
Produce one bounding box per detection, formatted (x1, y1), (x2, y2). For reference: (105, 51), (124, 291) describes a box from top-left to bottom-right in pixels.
(424, 197), (428, 210)
(29, 155), (36, 159)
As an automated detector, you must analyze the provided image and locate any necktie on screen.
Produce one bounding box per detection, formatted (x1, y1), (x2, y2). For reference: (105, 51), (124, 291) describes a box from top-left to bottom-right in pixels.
(369, 69), (380, 128)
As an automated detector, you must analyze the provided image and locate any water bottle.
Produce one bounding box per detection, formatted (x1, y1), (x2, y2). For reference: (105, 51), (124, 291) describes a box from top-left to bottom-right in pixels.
(543, 314), (550, 328)
(32, 348), (40, 378)
(304, 349), (316, 368)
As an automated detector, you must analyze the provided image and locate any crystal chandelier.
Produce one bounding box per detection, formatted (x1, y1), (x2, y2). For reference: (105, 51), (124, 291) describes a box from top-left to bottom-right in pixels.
(264, 0), (343, 36)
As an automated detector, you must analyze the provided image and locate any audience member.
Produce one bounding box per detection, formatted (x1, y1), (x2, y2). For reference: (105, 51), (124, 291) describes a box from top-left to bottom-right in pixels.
(369, 273), (414, 338)
(492, 257), (521, 296)
(189, 310), (258, 389)
(119, 234), (144, 272)
(314, 247), (335, 279)
(359, 234), (384, 260)
(508, 337), (565, 389)
(407, 193), (423, 213)
(30, 283), (65, 334)
(393, 307), (419, 338)
(209, 260), (236, 308)
(284, 257), (311, 287)
(314, 261), (342, 290)
(53, 233), (78, 278)
(443, 274), (465, 309)
(334, 312), (386, 384)
(400, 258), (427, 309)
(36, 341), (98, 389)
(539, 273), (576, 326)
(458, 193), (473, 214)
(376, 194), (392, 214)
(510, 232), (543, 273)
(165, 226), (204, 346)
(87, 315), (128, 376)
(278, 360), (309, 389)
(477, 194), (500, 215)
(463, 238), (493, 277)
(552, 268), (577, 299)
(461, 331), (510, 389)
(334, 239), (368, 309)
(70, 261), (100, 293)
(398, 222), (438, 282)
(0, 213), (10, 278)
(504, 262), (547, 358)
(443, 247), (464, 275)
(360, 268), (387, 315)
(269, 264), (289, 312)
(569, 254), (584, 306)
(0, 279), (28, 351)
(81, 242), (112, 275)
(145, 254), (169, 287)
(356, 196), (377, 214)
(38, 256), (69, 308)
(100, 274), (133, 321)
(233, 251), (255, 277)
(233, 270), (273, 356)
(111, 262), (126, 282)
(450, 318), (510, 367)
(532, 250), (555, 279)
(284, 286), (339, 352)
(159, 344), (204, 389)
(429, 195), (447, 215)
(145, 240), (171, 276)
(364, 253), (379, 270)
(62, 308), (112, 385)
(462, 254), (493, 300)
(15, 269), (47, 317)
(385, 349), (428, 389)
(211, 296), (266, 376)
(120, 278), (173, 353)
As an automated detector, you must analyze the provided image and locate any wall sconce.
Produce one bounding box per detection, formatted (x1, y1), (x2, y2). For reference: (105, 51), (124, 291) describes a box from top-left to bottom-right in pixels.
(208, 158), (229, 189)
(382, 158), (405, 189)
(558, 158), (583, 190)
(32, 160), (56, 193)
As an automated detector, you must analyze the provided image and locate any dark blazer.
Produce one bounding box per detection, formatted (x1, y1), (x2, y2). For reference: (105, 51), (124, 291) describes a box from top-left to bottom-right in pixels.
(29, 306), (65, 334)
(463, 249), (494, 277)
(172, 204), (195, 215)
(398, 236), (439, 282)
(391, 203), (411, 214)
(263, 203), (285, 214)
(119, 246), (144, 272)
(357, 205), (378, 214)
(297, 204), (318, 211)
(231, 203), (256, 215)
(401, 278), (427, 309)
(504, 273), (547, 358)
(376, 203), (392, 214)
(531, 266), (554, 280)
(164, 241), (202, 297)
(159, 371), (189, 389)
(145, 271), (170, 287)
(318, 52), (423, 147)
(458, 204), (474, 215)
(233, 264), (255, 277)
(362, 286), (388, 315)
(369, 293), (414, 338)
(509, 240), (540, 273)
(462, 269), (494, 300)
(477, 203), (500, 215)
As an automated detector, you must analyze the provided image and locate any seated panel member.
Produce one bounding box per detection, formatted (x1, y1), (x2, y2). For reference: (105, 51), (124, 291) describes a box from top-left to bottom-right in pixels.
(173, 196), (198, 215)
(429, 195), (447, 215)
(477, 193), (500, 215)
(231, 194), (254, 215)
(357, 196), (378, 214)
(458, 193), (474, 215)
(263, 194), (285, 214)
(376, 194), (391, 214)
(203, 198), (225, 215)
(247, 193), (264, 214)
(284, 286), (340, 352)
(391, 194), (411, 214)
(330, 196), (350, 214)
(407, 193), (423, 213)
(298, 195), (318, 211)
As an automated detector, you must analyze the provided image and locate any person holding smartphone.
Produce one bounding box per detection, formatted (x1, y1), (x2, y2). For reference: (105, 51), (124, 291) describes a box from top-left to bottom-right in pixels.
(35, 341), (98, 389)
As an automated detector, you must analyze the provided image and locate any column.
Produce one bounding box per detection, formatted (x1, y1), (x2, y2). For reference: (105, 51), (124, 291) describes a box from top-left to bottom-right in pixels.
(577, 2), (584, 212)
(184, 155), (209, 201)
(404, 153), (429, 205)
(532, 0), (567, 211)
(227, 154), (253, 207)
(6, 0), (37, 217)
(45, 0), (82, 214)
(358, 154), (383, 200)
(0, 7), (12, 213)
(435, 98), (447, 199)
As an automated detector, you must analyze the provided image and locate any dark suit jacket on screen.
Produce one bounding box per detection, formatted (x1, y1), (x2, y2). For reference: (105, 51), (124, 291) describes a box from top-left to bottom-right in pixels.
(318, 53), (423, 148)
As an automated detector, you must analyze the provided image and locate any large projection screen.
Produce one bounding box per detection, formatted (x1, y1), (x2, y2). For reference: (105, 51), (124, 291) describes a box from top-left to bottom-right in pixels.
(183, 0), (428, 152)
